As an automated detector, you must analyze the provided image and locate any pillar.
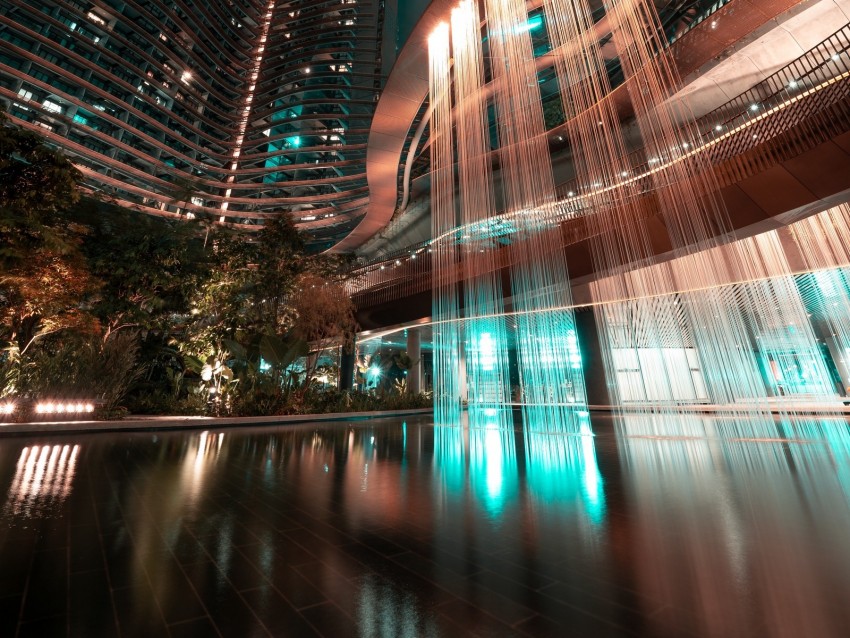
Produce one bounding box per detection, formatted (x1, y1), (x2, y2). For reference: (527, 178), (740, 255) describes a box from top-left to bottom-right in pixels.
(339, 336), (355, 391)
(406, 328), (422, 394)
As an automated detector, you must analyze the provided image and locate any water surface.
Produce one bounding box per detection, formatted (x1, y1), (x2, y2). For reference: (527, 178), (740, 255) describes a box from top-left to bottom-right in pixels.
(1, 414), (849, 637)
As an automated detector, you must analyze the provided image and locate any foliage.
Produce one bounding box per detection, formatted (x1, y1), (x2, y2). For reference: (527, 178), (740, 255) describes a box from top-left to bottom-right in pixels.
(17, 331), (143, 412)
(181, 230), (259, 357)
(0, 107), (94, 357)
(0, 114), (430, 420)
(1, 246), (98, 357)
(73, 201), (202, 338)
(0, 108), (81, 229)
(229, 362), (294, 416)
(291, 273), (358, 385)
(294, 388), (432, 414)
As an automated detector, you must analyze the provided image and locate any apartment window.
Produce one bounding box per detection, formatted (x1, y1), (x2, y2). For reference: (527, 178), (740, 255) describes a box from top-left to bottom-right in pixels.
(42, 100), (64, 114)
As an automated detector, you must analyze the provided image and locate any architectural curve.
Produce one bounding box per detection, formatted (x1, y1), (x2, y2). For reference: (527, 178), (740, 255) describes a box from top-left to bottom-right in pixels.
(0, 0), (384, 247)
(337, 0), (836, 254)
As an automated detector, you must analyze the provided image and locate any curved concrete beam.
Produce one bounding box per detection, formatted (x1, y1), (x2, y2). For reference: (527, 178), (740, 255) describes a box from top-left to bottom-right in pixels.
(334, 0), (815, 253)
(330, 0), (458, 253)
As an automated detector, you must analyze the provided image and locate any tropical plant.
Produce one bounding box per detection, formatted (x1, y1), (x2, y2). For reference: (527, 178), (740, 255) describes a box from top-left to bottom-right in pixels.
(76, 202), (201, 341)
(0, 108), (95, 360)
(17, 331), (143, 414)
(291, 273), (358, 388)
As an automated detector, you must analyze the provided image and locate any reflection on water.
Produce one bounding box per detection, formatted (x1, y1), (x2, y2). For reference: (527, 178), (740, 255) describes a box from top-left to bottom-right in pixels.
(2, 414), (850, 636)
(3, 444), (80, 519)
(357, 574), (441, 638)
(180, 430), (226, 509)
(616, 414), (850, 637)
(468, 426), (518, 519)
(525, 425), (605, 527)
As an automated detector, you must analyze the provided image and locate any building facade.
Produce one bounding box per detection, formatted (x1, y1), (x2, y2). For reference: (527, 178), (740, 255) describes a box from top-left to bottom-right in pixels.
(0, 0), (385, 247)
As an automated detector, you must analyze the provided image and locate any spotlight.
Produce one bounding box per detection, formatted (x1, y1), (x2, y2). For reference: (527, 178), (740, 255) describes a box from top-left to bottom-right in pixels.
(750, 103), (759, 112)
(1, 403), (14, 415)
(788, 79), (798, 89)
(715, 124), (722, 131)
(85, 404), (95, 413)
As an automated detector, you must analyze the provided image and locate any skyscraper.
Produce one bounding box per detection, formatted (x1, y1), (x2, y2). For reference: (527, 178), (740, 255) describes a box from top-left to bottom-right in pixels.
(0, 0), (385, 246)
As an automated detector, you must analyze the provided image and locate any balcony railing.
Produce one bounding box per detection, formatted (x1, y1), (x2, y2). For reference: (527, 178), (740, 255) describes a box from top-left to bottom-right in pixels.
(348, 22), (850, 308)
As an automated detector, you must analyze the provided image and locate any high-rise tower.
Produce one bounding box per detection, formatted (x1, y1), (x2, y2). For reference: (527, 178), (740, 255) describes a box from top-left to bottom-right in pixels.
(0, 0), (384, 247)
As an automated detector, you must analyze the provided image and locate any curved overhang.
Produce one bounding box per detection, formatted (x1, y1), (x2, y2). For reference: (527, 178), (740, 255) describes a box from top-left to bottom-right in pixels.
(330, 0), (458, 253)
(334, 0), (819, 253)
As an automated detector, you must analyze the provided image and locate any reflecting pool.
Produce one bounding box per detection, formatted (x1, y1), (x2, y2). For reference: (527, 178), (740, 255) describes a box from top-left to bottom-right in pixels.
(1, 414), (850, 636)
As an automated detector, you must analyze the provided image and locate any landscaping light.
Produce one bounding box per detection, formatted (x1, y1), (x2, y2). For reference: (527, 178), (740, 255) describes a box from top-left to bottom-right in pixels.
(1, 403), (14, 415)
(34, 401), (96, 414)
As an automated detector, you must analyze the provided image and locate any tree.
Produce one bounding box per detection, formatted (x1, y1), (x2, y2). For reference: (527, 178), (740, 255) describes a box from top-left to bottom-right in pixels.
(254, 214), (306, 334)
(76, 202), (202, 341)
(181, 229), (260, 358)
(181, 215), (323, 358)
(290, 273), (358, 388)
(0, 109), (81, 226)
(0, 108), (94, 364)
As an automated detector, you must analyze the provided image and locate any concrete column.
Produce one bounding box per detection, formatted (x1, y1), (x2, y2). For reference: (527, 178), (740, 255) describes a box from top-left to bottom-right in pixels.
(459, 340), (468, 403)
(339, 337), (355, 391)
(576, 308), (612, 407)
(406, 328), (422, 394)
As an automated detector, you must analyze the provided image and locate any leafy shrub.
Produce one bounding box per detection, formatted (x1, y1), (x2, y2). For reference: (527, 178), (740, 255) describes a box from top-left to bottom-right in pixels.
(18, 331), (143, 415)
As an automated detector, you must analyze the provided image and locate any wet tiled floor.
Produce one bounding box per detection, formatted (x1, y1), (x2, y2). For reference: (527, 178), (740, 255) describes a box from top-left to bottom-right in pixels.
(1, 414), (850, 636)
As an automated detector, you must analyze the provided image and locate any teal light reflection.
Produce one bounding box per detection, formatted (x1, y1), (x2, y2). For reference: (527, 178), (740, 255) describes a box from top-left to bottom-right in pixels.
(514, 14), (544, 34)
(780, 418), (850, 508)
(524, 414), (605, 526)
(615, 414), (850, 637)
(468, 425), (518, 519)
(433, 425), (465, 495)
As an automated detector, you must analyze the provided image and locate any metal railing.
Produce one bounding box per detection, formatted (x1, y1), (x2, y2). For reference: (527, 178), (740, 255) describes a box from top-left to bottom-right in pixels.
(348, 22), (850, 309)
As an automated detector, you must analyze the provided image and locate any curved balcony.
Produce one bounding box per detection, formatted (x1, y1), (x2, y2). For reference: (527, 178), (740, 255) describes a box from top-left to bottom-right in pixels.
(348, 22), (850, 330)
(333, 0), (814, 253)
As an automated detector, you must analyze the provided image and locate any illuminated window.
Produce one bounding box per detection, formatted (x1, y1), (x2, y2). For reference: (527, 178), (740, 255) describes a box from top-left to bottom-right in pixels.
(42, 100), (63, 114)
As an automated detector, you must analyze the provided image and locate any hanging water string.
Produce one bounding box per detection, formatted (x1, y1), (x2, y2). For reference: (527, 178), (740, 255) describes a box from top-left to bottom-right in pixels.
(430, 23), (463, 426)
(544, 0), (695, 416)
(428, 0), (841, 432)
(451, 0), (512, 429)
(543, 0), (838, 423)
(483, 0), (588, 431)
(788, 204), (850, 398)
